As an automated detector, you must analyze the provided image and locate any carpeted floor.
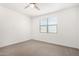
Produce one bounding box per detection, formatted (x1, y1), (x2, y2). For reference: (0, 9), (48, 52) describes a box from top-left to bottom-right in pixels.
(0, 39), (79, 56)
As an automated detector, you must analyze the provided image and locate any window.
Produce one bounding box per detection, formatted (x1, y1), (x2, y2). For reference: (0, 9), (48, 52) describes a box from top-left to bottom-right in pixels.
(40, 16), (57, 33)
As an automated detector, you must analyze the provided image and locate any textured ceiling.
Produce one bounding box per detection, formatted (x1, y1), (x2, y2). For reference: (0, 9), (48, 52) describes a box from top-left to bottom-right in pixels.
(0, 3), (78, 17)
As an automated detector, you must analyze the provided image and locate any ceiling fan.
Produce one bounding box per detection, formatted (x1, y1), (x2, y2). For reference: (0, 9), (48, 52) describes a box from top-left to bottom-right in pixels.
(24, 3), (40, 10)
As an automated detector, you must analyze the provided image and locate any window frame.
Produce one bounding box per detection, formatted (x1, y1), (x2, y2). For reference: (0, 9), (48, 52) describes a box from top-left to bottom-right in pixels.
(40, 17), (57, 33)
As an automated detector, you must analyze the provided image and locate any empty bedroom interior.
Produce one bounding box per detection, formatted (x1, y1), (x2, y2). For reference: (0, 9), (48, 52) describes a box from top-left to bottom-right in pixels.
(0, 3), (79, 56)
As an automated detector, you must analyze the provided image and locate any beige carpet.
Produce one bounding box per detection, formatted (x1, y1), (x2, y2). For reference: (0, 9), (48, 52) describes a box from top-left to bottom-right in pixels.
(0, 39), (79, 56)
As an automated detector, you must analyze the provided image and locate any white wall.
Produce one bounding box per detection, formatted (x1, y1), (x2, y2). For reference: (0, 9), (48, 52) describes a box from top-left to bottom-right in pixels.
(32, 6), (79, 49)
(76, 6), (79, 48)
(0, 6), (31, 47)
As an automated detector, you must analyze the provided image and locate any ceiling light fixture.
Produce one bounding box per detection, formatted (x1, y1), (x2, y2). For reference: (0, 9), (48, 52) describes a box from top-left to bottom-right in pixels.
(30, 4), (34, 8)
(24, 3), (40, 10)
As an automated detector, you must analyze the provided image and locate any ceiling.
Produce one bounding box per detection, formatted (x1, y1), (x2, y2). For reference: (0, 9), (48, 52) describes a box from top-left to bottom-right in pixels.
(0, 3), (78, 17)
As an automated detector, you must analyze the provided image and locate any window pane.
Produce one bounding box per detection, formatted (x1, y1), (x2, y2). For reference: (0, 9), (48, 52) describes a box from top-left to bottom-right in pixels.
(40, 19), (47, 25)
(48, 26), (57, 33)
(48, 17), (57, 25)
(40, 26), (47, 32)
